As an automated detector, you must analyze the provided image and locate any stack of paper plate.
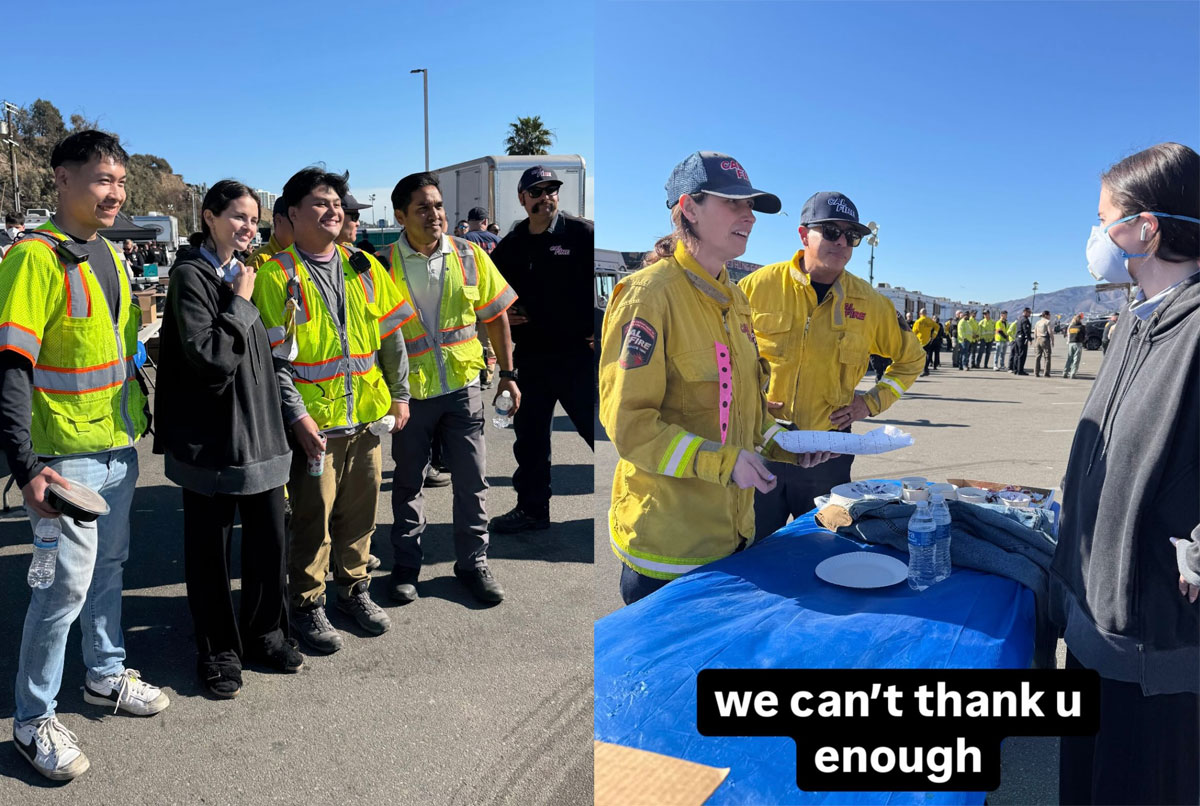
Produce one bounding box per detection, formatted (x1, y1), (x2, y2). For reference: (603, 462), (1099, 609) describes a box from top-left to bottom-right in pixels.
(826, 480), (903, 510)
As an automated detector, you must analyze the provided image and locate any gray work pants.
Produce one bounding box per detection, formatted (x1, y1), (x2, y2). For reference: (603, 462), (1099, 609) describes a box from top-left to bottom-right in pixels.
(389, 385), (489, 571)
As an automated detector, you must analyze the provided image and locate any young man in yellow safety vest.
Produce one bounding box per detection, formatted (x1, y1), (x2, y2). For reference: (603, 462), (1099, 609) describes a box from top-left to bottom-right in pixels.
(0, 130), (169, 782)
(384, 172), (519, 605)
(253, 167), (412, 654)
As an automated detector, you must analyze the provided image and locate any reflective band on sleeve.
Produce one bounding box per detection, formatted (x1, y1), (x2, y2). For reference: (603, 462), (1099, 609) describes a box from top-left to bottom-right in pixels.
(475, 285), (517, 323)
(33, 359), (124, 394)
(378, 301), (415, 339)
(658, 431), (704, 478)
(610, 535), (700, 579)
(762, 423), (785, 445)
(440, 322), (477, 347)
(266, 326), (286, 347)
(0, 322), (42, 363)
(879, 377), (905, 398)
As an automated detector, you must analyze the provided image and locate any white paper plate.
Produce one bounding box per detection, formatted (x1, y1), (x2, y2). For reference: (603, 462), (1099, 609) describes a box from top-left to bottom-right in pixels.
(815, 552), (908, 589)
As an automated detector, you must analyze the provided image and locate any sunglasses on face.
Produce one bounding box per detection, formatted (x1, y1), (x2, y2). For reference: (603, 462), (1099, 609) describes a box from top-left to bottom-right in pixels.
(810, 222), (863, 247)
(346, 211), (360, 222)
(525, 185), (560, 199)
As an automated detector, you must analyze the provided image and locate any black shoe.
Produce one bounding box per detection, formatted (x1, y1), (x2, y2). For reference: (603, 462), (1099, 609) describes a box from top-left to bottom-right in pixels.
(423, 467), (451, 488)
(336, 580), (391, 635)
(366, 554), (382, 573)
(388, 567), (420, 603)
(921, 371), (929, 377)
(199, 651), (243, 699)
(489, 506), (551, 534)
(454, 564), (504, 603)
(289, 598), (343, 654)
(1018, 371), (1030, 376)
(246, 635), (304, 673)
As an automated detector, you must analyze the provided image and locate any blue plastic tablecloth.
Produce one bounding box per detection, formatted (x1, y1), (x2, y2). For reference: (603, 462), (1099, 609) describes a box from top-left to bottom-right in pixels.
(594, 513), (1037, 805)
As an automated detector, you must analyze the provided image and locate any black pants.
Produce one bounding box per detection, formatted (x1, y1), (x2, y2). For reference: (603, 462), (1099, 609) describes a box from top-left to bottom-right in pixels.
(1013, 340), (1029, 373)
(182, 486), (289, 660)
(512, 355), (594, 516)
(923, 345), (936, 374)
(931, 342), (941, 368)
(869, 354), (891, 383)
(754, 453), (855, 539)
(1059, 650), (1199, 805)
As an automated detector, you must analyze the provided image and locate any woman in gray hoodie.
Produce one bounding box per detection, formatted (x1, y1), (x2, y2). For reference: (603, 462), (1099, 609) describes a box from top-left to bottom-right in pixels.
(1052, 143), (1200, 805)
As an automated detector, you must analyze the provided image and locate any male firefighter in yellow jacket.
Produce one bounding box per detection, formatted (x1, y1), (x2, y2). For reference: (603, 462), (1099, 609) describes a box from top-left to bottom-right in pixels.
(253, 167), (412, 653)
(0, 131), (169, 782)
(384, 172), (519, 605)
(246, 198), (293, 270)
(741, 192), (925, 538)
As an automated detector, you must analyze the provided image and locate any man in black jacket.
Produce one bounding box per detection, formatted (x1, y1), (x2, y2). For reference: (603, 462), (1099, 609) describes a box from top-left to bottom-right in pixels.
(488, 166), (594, 533)
(1011, 307), (1033, 375)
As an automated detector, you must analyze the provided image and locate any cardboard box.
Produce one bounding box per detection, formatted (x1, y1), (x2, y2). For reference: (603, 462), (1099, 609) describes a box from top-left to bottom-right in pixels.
(594, 741), (728, 806)
(135, 292), (157, 326)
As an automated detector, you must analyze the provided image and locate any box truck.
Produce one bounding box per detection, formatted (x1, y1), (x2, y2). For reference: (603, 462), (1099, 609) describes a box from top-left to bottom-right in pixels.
(434, 155), (586, 235)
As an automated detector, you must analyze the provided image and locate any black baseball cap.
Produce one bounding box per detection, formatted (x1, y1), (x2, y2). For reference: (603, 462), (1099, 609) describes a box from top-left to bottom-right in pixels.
(799, 192), (871, 236)
(467, 206), (489, 221)
(342, 193), (371, 211)
(664, 151), (781, 214)
(272, 198), (288, 218)
(518, 166), (563, 194)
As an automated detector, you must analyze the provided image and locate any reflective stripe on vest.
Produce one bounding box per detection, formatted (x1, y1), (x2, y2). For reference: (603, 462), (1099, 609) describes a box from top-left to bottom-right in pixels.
(265, 325), (286, 348)
(273, 252), (310, 324)
(452, 238), (477, 286)
(25, 232), (91, 318)
(379, 300), (415, 339)
(0, 322), (42, 363)
(440, 321), (477, 347)
(32, 358), (135, 394)
(291, 353), (377, 384)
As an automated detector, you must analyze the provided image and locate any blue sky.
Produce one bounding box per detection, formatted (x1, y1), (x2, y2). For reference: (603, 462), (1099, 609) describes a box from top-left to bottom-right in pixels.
(6, 0), (593, 225)
(596, 0), (1199, 303)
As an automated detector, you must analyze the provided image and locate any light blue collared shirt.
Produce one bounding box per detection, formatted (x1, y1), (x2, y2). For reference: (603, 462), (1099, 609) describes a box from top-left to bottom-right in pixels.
(1129, 271), (1200, 321)
(199, 245), (240, 280)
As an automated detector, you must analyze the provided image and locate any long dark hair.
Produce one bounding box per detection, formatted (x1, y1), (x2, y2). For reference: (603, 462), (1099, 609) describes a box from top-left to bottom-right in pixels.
(1102, 143), (1199, 263)
(187, 179), (260, 247)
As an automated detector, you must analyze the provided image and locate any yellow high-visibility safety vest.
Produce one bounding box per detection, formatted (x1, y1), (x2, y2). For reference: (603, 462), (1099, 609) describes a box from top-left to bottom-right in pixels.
(387, 236), (517, 401)
(0, 222), (147, 456)
(253, 243), (413, 431)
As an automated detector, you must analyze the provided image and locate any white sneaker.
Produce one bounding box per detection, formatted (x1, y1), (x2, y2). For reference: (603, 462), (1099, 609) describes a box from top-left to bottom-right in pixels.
(83, 669), (170, 716)
(13, 715), (90, 781)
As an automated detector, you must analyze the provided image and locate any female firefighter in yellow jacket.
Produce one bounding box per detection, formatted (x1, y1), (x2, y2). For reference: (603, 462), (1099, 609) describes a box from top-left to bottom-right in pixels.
(599, 152), (833, 605)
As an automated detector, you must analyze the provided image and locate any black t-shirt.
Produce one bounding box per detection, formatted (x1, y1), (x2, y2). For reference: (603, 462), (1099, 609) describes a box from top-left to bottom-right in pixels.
(75, 234), (121, 322)
(811, 280), (833, 304)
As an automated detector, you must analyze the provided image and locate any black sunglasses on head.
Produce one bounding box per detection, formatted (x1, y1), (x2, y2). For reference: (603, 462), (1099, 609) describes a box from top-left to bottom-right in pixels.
(809, 222), (864, 247)
(525, 185), (560, 199)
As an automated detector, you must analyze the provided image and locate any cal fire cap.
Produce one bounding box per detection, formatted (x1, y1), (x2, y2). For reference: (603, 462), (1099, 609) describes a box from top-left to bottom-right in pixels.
(799, 191), (871, 235)
(518, 166), (563, 193)
(664, 151), (781, 214)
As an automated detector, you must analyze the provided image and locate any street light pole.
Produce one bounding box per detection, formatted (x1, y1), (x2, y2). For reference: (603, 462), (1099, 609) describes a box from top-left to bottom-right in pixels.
(1031, 281), (1039, 312)
(864, 221), (879, 287)
(369, 193), (376, 228)
(3, 101), (21, 213)
(410, 68), (429, 171)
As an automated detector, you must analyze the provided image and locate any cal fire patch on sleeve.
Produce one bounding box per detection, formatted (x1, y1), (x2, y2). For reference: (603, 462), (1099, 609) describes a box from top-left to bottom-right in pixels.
(619, 318), (658, 369)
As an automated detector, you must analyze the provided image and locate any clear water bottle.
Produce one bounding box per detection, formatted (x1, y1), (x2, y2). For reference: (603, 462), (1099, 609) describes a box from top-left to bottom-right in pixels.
(492, 391), (513, 429)
(28, 517), (61, 589)
(929, 493), (952, 583)
(368, 414), (396, 437)
(906, 500), (938, 591)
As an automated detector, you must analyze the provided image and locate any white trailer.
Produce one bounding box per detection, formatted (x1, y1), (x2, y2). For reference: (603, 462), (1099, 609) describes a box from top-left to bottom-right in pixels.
(434, 155), (586, 235)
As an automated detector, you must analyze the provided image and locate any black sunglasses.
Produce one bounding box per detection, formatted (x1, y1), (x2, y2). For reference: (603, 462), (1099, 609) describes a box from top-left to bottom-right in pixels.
(525, 185), (560, 199)
(810, 222), (863, 247)
(346, 211), (360, 222)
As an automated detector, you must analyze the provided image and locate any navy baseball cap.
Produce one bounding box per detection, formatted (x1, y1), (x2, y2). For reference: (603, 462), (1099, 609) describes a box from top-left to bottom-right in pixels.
(467, 206), (489, 221)
(342, 193), (371, 211)
(800, 192), (871, 235)
(518, 166), (563, 194)
(272, 198), (288, 218)
(664, 151), (781, 214)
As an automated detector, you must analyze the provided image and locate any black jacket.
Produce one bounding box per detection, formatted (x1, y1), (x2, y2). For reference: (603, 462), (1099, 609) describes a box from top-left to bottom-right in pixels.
(153, 249), (291, 496)
(490, 213), (594, 363)
(1049, 274), (1200, 695)
(1016, 315), (1033, 343)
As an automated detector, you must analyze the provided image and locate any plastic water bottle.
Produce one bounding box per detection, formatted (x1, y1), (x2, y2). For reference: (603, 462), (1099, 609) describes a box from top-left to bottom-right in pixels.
(492, 391), (513, 429)
(929, 493), (952, 583)
(906, 501), (938, 591)
(368, 414), (396, 437)
(28, 518), (61, 589)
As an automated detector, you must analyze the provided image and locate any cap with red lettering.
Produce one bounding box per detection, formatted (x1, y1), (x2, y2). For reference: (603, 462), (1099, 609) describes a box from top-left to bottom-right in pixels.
(664, 151), (781, 214)
(518, 166), (563, 194)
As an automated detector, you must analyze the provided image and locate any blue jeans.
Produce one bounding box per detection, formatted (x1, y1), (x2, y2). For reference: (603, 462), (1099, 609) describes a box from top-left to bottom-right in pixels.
(957, 340), (973, 369)
(993, 341), (1009, 369)
(14, 448), (138, 722)
(1063, 342), (1083, 378)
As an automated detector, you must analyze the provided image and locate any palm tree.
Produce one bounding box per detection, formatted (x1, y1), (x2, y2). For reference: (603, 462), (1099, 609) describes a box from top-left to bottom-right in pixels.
(504, 116), (555, 156)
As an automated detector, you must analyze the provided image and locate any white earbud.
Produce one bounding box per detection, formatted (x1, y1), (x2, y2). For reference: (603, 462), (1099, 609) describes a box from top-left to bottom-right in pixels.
(1140, 222), (1150, 241)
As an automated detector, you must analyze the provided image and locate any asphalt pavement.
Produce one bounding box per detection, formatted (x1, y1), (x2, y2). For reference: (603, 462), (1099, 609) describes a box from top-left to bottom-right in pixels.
(0, 385), (594, 804)
(595, 344), (1106, 805)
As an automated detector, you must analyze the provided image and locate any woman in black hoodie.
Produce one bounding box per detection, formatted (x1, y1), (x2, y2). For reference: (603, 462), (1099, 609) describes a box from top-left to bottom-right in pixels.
(1052, 143), (1200, 805)
(155, 181), (301, 698)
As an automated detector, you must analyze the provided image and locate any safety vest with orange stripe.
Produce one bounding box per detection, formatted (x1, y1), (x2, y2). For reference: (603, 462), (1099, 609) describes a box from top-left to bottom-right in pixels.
(0, 221), (147, 456)
(252, 243), (414, 431)
(387, 235), (517, 400)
